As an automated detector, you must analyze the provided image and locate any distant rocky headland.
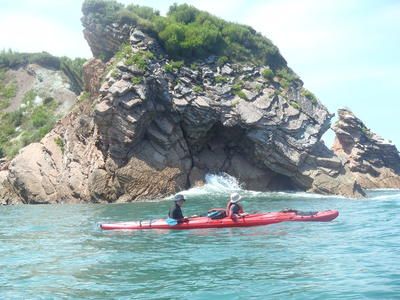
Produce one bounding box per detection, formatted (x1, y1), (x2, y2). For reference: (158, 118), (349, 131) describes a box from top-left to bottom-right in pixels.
(1, 1), (400, 204)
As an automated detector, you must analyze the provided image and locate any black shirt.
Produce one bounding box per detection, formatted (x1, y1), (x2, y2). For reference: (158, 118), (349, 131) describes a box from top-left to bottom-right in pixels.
(229, 203), (241, 216)
(169, 203), (184, 220)
(230, 203), (241, 215)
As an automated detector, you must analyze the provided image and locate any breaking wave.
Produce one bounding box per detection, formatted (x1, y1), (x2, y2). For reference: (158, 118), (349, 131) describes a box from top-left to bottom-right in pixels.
(180, 173), (243, 197)
(178, 173), (400, 201)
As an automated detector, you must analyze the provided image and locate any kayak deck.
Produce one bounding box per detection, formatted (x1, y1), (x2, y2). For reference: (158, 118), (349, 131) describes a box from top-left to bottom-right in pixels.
(100, 210), (339, 230)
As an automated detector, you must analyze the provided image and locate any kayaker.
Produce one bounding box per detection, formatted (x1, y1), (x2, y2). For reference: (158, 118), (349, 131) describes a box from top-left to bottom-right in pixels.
(168, 194), (188, 224)
(226, 192), (247, 220)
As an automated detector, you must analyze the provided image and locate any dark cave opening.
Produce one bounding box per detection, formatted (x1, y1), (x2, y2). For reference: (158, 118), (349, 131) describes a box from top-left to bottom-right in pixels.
(191, 122), (299, 192)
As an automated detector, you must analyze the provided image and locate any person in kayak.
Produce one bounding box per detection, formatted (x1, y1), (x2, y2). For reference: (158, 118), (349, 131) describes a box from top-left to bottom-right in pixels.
(226, 192), (247, 220)
(168, 194), (188, 224)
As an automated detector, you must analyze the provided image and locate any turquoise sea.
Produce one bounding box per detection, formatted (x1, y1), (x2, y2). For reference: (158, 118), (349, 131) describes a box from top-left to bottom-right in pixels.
(0, 174), (399, 299)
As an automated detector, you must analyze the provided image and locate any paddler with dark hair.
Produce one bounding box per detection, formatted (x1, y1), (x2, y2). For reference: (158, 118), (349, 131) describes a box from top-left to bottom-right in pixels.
(226, 192), (248, 220)
(168, 194), (188, 224)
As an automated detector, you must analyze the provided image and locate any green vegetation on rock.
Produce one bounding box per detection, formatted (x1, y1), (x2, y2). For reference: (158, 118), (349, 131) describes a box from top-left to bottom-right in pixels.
(54, 136), (65, 153)
(0, 68), (17, 110)
(164, 60), (184, 73)
(131, 76), (142, 85)
(276, 68), (299, 89)
(215, 75), (229, 84)
(126, 50), (154, 70)
(112, 43), (154, 74)
(361, 125), (373, 139)
(301, 88), (318, 105)
(77, 91), (91, 103)
(217, 56), (229, 66)
(232, 81), (243, 92)
(114, 43), (132, 61)
(0, 90), (60, 159)
(193, 85), (203, 93)
(82, 0), (287, 69)
(262, 68), (274, 80)
(289, 100), (301, 110)
(236, 90), (248, 100)
(231, 81), (247, 100)
(82, 0), (126, 24)
(108, 68), (119, 79)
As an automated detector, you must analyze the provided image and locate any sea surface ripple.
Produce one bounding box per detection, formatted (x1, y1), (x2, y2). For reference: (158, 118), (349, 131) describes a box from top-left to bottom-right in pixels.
(0, 174), (399, 299)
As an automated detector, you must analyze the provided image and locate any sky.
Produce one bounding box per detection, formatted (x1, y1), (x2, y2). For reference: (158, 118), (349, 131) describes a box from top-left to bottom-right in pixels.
(0, 0), (399, 148)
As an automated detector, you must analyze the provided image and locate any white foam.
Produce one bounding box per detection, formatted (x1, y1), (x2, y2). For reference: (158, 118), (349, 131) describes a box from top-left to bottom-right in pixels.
(180, 173), (243, 197)
(366, 193), (400, 201)
(167, 174), (400, 201)
(369, 195), (399, 201)
(177, 173), (344, 200)
(366, 188), (400, 192)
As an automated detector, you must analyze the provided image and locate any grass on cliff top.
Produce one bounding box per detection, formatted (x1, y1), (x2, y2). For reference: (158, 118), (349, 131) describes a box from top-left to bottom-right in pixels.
(301, 88), (318, 105)
(82, 0), (287, 70)
(0, 90), (60, 159)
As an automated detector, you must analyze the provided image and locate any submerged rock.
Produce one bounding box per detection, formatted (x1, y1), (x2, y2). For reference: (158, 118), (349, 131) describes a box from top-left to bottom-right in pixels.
(332, 108), (400, 189)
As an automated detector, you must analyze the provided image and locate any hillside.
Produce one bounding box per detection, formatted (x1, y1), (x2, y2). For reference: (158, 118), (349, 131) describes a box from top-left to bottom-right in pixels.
(0, 50), (86, 159)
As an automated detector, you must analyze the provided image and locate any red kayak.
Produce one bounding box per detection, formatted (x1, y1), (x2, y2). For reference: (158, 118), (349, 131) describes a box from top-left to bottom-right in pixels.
(100, 210), (338, 230)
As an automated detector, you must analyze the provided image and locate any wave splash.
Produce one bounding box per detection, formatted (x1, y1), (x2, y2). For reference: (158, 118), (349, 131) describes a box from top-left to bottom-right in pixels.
(180, 173), (243, 197)
(178, 173), (400, 201)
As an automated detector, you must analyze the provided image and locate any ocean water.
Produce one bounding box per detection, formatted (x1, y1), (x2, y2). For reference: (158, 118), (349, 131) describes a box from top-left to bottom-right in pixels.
(0, 174), (399, 300)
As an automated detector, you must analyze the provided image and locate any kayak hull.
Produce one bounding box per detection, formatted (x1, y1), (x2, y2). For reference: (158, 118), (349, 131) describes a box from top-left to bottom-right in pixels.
(100, 210), (339, 230)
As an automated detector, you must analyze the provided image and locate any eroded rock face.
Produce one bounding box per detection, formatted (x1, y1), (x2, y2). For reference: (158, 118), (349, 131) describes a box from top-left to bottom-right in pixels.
(0, 100), (105, 204)
(0, 170), (17, 205)
(332, 108), (400, 188)
(83, 58), (106, 97)
(0, 24), (366, 204)
(82, 17), (131, 61)
(88, 25), (363, 199)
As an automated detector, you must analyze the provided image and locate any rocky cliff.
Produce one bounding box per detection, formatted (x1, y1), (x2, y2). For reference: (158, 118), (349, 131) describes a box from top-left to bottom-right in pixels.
(332, 108), (400, 188)
(90, 26), (366, 200)
(0, 4), (369, 204)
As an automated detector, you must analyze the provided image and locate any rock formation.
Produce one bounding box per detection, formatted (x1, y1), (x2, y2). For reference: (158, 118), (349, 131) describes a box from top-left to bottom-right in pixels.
(332, 108), (400, 188)
(89, 26), (365, 200)
(0, 20), (366, 205)
(82, 16), (131, 61)
(0, 98), (105, 205)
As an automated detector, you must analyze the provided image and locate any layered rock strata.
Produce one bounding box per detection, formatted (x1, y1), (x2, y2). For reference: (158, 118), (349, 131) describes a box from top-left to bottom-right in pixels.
(0, 24), (366, 204)
(82, 16), (131, 61)
(92, 28), (364, 199)
(332, 108), (400, 188)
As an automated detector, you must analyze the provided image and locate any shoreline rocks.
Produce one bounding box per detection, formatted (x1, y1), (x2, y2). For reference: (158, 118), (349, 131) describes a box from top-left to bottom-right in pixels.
(332, 108), (400, 189)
